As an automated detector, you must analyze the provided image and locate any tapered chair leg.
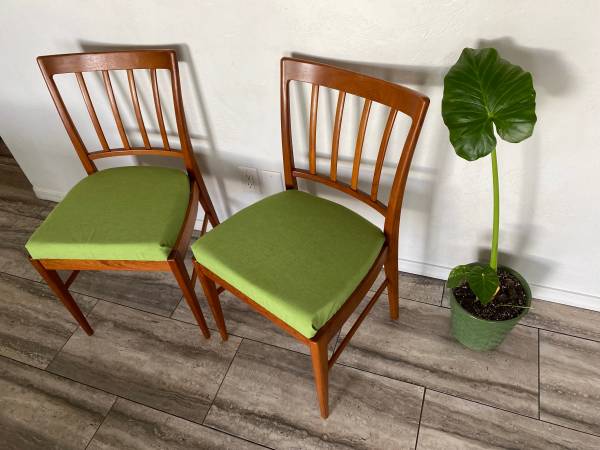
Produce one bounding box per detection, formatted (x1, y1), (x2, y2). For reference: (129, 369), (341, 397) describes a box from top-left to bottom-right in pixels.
(385, 255), (399, 320)
(195, 261), (228, 341)
(309, 338), (329, 418)
(30, 259), (94, 336)
(169, 256), (211, 339)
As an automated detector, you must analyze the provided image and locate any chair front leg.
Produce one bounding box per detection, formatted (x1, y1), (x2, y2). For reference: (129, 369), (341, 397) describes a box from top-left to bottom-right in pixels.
(194, 261), (228, 341)
(169, 255), (210, 339)
(309, 338), (329, 418)
(30, 259), (94, 336)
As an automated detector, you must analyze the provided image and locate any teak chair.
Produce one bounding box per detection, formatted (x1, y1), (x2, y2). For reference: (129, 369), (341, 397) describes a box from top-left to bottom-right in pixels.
(192, 58), (429, 418)
(27, 50), (219, 339)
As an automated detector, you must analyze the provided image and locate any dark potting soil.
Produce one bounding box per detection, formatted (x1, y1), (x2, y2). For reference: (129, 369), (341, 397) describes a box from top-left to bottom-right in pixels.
(453, 269), (528, 321)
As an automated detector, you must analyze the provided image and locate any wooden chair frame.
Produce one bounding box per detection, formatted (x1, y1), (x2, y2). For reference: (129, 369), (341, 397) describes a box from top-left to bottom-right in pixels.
(194, 57), (429, 417)
(31, 50), (219, 339)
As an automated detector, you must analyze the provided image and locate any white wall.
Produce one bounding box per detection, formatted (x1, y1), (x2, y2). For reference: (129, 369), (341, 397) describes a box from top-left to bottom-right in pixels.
(1, 0), (599, 310)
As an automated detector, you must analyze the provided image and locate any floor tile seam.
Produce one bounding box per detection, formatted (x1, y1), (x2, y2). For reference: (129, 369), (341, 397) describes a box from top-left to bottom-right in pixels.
(84, 395), (118, 450)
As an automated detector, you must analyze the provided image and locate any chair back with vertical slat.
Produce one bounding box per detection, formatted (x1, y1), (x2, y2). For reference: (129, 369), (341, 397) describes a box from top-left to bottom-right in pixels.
(37, 50), (219, 226)
(280, 57), (429, 241)
(38, 50), (196, 174)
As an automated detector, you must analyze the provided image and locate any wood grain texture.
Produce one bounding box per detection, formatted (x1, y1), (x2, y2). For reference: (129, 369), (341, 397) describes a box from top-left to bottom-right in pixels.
(34, 49), (220, 337)
(88, 398), (262, 450)
(150, 68), (170, 150)
(374, 269), (445, 305)
(280, 56), (429, 218)
(75, 72), (109, 151)
(371, 108), (397, 201)
(0, 210), (43, 281)
(308, 84), (319, 174)
(205, 339), (424, 449)
(126, 69), (151, 149)
(68, 269), (184, 316)
(47, 301), (240, 423)
(521, 299), (600, 342)
(4, 154), (600, 447)
(419, 389), (600, 450)
(172, 289), (339, 356)
(102, 70), (130, 149)
(0, 357), (115, 450)
(338, 294), (539, 417)
(197, 57), (429, 417)
(30, 259), (94, 335)
(0, 273), (96, 368)
(351, 99), (372, 190)
(540, 330), (600, 435)
(330, 90), (345, 181)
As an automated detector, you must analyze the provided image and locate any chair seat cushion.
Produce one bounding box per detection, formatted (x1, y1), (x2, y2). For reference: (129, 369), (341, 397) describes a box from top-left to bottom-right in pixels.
(26, 166), (190, 261)
(192, 190), (385, 338)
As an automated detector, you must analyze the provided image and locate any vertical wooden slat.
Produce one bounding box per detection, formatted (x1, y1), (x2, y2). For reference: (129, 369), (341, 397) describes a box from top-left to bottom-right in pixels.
(351, 99), (372, 190)
(127, 69), (151, 149)
(309, 84), (319, 174)
(371, 108), (398, 201)
(38, 65), (96, 173)
(102, 70), (130, 149)
(280, 62), (297, 190)
(330, 91), (346, 182)
(75, 72), (109, 152)
(150, 69), (170, 150)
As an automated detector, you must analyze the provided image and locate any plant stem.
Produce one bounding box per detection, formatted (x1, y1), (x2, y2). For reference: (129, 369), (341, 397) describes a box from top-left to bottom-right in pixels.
(490, 148), (500, 272)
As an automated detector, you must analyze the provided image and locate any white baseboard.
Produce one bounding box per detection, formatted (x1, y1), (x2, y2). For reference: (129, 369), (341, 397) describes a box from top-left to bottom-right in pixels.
(524, 283), (600, 312)
(37, 190), (599, 314)
(398, 256), (600, 313)
(33, 186), (66, 202)
(398, 257), (451, 280)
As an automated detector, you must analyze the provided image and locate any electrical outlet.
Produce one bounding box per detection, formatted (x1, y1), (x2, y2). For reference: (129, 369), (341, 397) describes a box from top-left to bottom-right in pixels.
(261, 170), (284, 194)
(239, 166), (261, 193)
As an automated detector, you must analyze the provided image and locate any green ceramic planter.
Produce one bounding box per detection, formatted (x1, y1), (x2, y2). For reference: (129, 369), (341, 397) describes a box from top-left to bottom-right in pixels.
(450, 265), (531, 351)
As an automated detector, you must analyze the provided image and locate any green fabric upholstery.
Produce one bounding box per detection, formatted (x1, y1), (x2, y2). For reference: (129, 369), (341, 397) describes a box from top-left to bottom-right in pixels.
(26, 166), (190, 261)
(192, 190), (385, 338)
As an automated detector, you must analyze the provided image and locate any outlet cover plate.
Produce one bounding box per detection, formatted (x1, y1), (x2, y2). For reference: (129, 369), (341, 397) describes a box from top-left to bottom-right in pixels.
(261, 170), (284, 195)
(239, 166), (261, 193)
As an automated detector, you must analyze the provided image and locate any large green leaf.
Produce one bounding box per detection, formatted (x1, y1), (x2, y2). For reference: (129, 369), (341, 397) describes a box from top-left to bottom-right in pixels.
(447, 264), (472, 289)
(447, 263), (500, 305)
(442, 48), (537, 161)
(466, 265), (500, 305)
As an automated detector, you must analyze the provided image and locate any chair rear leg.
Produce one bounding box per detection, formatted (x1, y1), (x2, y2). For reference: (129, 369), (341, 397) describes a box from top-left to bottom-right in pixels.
(169, 256), (211, 339)
(30, 259), (93, 336)
(309, 338), (329, 418)
(195, 261), (228, 341)
(385, 255), (399, 320)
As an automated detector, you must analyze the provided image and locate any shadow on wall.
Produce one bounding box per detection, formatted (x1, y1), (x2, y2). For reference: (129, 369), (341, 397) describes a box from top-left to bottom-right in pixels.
(71, 40), (571, 280)
(476, 248), (553, 286)
(78, 40), (233, 217)
(290, 52), (449, 261)
(291, 41), (572, 281)
(474, 38), (573, 284)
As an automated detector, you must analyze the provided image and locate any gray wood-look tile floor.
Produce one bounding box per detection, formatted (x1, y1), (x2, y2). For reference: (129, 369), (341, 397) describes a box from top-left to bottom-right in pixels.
(1, 139), (600, 449)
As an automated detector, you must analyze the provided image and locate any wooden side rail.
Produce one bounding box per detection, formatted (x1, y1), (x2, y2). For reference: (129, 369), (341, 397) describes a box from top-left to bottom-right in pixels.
(328, 279), (388, 368)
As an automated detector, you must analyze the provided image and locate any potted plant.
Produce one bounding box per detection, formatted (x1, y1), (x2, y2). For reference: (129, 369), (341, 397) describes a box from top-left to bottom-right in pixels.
(441, 47), (537, 351)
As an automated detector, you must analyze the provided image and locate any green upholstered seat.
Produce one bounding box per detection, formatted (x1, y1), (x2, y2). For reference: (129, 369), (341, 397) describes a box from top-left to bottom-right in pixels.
(26, 166), (190, 261)
(192, 190), (385, 338)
